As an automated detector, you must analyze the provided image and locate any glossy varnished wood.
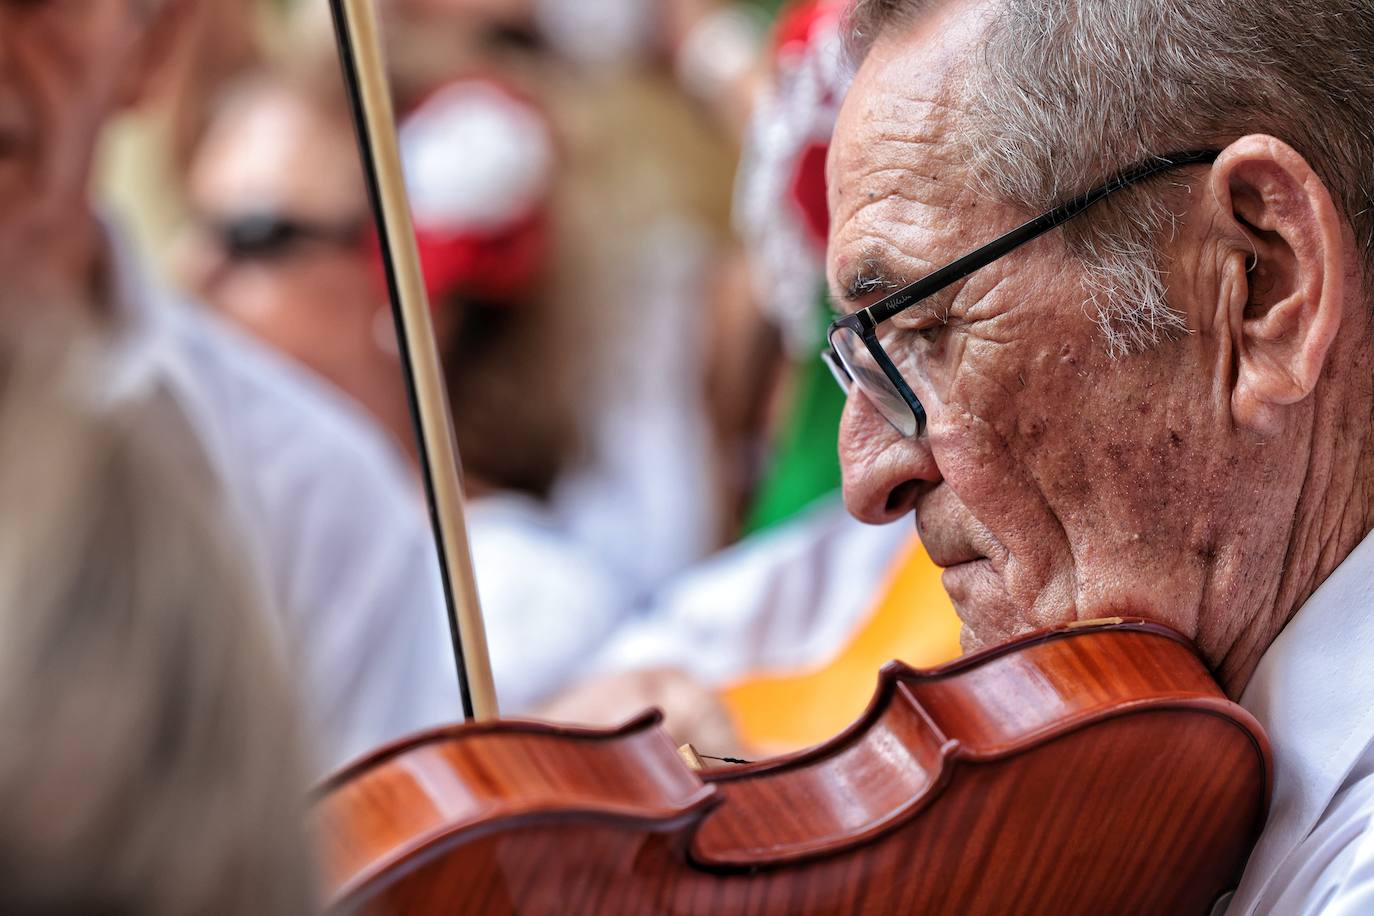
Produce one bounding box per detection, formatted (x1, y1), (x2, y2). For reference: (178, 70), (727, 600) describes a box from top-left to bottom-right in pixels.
(314, 620), (1271, 914)
(315, 713), (717, 905)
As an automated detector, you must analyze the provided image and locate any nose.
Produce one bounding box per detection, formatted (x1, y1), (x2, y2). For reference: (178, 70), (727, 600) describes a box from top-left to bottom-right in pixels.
(838, 391), (942, 525)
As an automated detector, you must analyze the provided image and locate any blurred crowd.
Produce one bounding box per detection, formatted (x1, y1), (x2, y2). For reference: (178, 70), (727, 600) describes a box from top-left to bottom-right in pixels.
(0, 0), (959, 909)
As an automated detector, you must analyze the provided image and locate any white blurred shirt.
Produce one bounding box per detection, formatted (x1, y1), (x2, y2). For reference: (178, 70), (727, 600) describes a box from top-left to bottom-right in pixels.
(589, 499), (910, 685)
(1225, 532), (1374, 914)
(550, 219), (721, 596)
(107, 233), (462, 775)
(468, 493), (634, 713)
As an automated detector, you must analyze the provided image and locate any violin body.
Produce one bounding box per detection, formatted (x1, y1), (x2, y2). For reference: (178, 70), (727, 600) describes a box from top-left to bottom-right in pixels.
(314, 619), (1270, 914)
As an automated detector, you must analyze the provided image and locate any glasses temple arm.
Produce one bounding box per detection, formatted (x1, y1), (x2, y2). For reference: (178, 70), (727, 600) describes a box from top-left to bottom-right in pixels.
(868, 149), (1221, 324)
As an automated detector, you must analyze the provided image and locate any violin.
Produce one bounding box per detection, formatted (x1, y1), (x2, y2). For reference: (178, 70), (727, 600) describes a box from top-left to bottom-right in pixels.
(316, 617), (1269, 914)
(316, 3), (1271, 913)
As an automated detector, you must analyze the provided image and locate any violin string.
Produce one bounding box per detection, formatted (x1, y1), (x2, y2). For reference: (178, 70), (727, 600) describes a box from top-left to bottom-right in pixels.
(698, 754), (752, 765)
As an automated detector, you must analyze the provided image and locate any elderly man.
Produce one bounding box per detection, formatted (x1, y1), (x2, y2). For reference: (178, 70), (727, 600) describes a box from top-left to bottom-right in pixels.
(827, 0), (1374, 912)
(0, 1), (459, 772)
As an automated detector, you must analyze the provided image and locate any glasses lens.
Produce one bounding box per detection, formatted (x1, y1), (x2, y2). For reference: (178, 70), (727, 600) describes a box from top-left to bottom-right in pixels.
(216, 216), (307, 262)
(822, 348), (852, 393)
(830, 325), (920, 437)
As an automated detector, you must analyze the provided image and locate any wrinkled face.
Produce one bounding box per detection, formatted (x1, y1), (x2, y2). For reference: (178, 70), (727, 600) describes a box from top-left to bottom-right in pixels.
(829, 11), (1230, 651)
(0, 0), (145, 294)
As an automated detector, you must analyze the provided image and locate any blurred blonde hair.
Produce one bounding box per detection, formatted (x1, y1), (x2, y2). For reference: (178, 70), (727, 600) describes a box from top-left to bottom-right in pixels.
(0, 330), (317, 914)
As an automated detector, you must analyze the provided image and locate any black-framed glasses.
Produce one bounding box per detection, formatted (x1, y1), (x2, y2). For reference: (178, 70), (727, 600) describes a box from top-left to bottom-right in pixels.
(824, 149), (1221, 437)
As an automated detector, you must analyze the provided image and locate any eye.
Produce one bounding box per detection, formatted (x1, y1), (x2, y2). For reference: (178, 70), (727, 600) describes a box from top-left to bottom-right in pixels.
(915, 319), (946, 343)
(907, 307), (951, 343)
(881, 313), (946, 354)
(891, 294), (957, 345)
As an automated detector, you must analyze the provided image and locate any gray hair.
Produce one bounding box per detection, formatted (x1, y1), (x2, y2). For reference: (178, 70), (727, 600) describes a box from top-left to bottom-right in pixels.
(0, 332), (318, 914)
(845, 0), (1374, 354)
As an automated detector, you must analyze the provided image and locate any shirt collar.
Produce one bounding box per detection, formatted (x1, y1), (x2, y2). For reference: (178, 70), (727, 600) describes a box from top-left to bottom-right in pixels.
(1230, 530), (1374, 912)
(99, 221), (175, 400)
(97, 222), (239, 477)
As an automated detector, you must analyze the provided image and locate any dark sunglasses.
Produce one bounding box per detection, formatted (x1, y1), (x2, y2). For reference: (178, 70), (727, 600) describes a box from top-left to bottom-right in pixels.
(208, 213), (368, 263)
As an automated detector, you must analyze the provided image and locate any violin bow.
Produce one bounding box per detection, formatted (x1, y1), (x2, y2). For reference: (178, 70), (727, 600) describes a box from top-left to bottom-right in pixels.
(328, 0), (499, 721)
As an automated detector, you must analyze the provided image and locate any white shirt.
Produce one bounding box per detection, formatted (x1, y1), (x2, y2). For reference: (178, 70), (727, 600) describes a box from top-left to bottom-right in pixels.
(550, 218), (721, 596)
(468, 493), (634, 713)
(1226, 531), (1374, 914)
(588, 499), (911, 685)
(107, 234), (462, 774)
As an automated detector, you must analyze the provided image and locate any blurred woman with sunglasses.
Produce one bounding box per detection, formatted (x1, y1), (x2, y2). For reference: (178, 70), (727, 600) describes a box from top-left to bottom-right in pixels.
(181, 66), (633, 714)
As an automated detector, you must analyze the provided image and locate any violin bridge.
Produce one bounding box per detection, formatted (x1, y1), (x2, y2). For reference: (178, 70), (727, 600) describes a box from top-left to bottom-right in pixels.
(678, 744), (706, 772)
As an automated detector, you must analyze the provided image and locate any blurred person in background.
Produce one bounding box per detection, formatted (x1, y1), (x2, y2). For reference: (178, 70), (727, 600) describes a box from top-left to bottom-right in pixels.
(183, 70), (635, 713)
(0, 0), (460, 774)
(0, 331), (316, 914)
(383, 0), (767, 129)
(282, 0), (741, 595)
(393, 0), (751, 586)
(180, 69), (416, 462)
(539, 64), (738, 590)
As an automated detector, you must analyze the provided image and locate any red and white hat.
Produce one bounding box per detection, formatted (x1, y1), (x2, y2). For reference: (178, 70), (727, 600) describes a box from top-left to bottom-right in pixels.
(735, 0), (852, 355)
(398, 78), (556, 305)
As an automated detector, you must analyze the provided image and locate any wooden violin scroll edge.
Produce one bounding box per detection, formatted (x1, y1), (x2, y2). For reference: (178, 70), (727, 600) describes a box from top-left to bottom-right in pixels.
(329, 0), (498, 719)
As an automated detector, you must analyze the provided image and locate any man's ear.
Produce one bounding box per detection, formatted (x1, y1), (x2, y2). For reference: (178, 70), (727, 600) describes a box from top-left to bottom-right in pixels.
(1207, 135), (1348, 435)
(116, 0), (200, 111)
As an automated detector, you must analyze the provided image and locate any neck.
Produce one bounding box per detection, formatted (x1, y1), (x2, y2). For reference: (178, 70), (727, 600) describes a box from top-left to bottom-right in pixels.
(1208, 374), (1374, 697)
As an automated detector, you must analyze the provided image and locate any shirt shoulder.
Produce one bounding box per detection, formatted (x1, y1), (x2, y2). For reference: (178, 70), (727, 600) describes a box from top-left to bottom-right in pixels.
(587, 500), (910, 684)
(467, 495), (635, 712)
(1257, 765), (1374, 915)
(158, 303), (460, 771)
(164, 304), (408, 479)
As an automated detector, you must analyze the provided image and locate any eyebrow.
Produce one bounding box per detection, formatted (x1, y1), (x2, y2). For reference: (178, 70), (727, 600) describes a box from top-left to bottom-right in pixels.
(833, 255), (966, 325)
(835, 257), (916, 305)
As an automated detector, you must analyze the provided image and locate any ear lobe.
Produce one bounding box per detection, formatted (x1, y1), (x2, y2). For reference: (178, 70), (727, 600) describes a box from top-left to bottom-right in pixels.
(1208, 135), (1347, 436)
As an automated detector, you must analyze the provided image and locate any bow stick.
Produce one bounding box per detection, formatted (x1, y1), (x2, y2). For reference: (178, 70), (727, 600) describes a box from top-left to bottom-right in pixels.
(329, 0), (499, 720)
